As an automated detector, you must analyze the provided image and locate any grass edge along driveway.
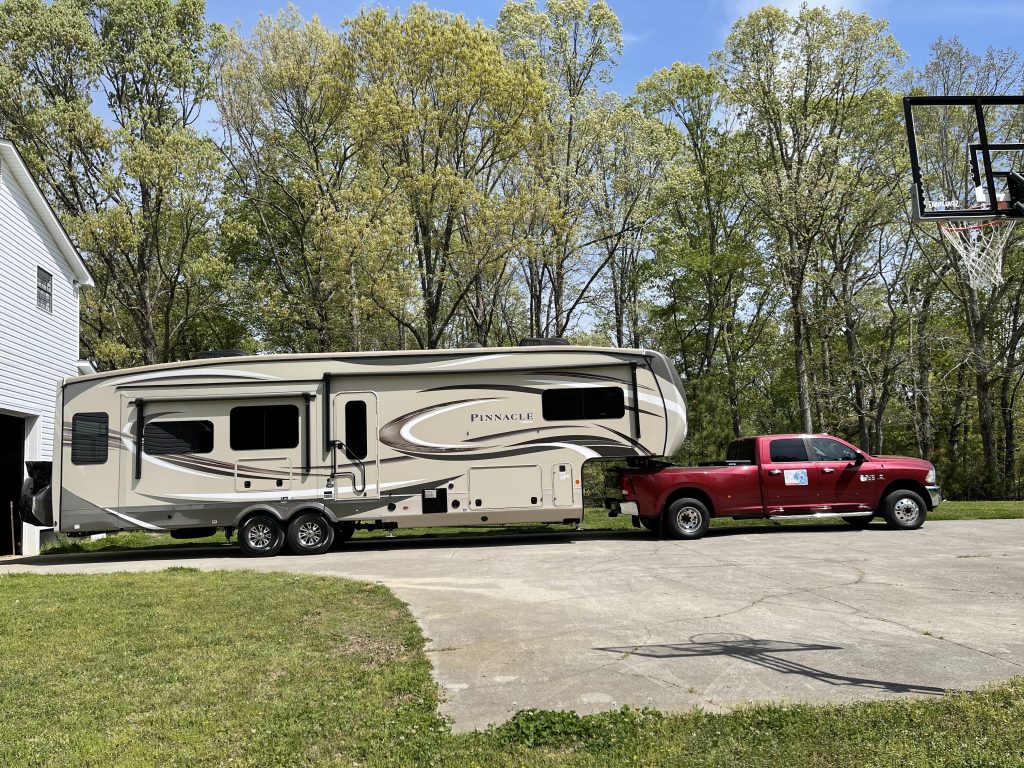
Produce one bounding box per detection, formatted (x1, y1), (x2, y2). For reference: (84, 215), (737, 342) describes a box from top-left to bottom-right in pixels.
(2, 570), (1023, 768)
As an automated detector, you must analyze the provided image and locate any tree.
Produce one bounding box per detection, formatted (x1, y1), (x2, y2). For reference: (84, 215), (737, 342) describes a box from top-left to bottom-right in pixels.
(910, 37), (1024, 490)
(0, 0), (238, 367)
(350, 4), (546, 349)
(719, 5), (905, 432)
(217, 9), (405, 353)
(498, 0), (623, 338)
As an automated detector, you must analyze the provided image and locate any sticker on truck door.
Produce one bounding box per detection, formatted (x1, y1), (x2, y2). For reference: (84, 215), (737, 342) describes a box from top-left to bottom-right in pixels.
(784, 469), (809, 486)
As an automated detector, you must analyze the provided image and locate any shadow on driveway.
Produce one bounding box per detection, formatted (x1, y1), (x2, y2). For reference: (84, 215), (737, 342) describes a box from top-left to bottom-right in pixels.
(598, 633), (949, 696)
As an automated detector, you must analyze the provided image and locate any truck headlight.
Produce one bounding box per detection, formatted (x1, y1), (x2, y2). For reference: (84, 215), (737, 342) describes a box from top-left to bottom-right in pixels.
(925, 465), (936, 484)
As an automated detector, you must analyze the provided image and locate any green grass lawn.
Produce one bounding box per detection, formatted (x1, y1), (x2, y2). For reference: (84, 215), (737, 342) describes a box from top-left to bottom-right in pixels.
(40, 499), (1024, 556)
(1, 570), (1022, 767)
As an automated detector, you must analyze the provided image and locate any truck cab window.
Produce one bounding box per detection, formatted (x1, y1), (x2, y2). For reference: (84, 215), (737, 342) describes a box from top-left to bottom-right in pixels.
(726, 439), (755, 463)
(768, 438), (808, 463)
(810, 437), (858, 462)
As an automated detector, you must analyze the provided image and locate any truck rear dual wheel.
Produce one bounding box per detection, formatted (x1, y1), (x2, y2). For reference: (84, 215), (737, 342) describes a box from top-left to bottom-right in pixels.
(663, 498), (711, 540)
(881, 489), (928, 530)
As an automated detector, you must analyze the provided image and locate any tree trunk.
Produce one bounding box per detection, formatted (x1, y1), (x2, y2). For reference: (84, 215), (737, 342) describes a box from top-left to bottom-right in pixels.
(915, 293), (933, 461)
(791, 287), (813, 433)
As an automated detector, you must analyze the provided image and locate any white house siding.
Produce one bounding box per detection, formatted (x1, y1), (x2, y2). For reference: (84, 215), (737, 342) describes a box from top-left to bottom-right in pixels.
(0, 158), (81, 462)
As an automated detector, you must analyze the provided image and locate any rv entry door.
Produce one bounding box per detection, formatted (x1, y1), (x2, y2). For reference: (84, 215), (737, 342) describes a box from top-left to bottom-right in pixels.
(331, 392), (379, 500)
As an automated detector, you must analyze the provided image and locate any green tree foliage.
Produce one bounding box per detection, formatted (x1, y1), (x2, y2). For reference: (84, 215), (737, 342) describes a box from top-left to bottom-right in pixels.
(3, 0), (1024, 497)
(0, 0), (242, 367)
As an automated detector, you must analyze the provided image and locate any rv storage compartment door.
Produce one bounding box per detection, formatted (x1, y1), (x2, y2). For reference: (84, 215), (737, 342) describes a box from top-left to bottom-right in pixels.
(552, 464), (574, 507)
(470, 465), (542, 510)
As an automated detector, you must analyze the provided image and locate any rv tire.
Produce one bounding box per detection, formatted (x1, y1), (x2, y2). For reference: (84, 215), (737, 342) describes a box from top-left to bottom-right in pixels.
(287, 512), (335, 555)
(238, 513), (285, 557)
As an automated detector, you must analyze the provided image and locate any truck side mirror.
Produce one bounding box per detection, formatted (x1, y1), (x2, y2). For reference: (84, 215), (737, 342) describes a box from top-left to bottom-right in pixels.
(853, 452), (866, 465)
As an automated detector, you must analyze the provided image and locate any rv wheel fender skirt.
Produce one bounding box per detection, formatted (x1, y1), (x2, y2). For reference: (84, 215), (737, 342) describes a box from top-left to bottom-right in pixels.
(663, 498), (710, 540)
(286, 512), (335, 555)
(238, 513), (285, 557)
(881, 489), (927, 531)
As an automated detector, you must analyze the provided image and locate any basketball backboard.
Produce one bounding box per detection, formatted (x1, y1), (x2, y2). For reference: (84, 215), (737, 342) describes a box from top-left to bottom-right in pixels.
(904, 95), (1024, 221)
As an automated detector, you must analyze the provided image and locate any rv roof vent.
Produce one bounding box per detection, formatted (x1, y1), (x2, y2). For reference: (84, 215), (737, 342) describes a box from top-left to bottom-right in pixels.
(518, 337), (570, 347)
(193, 349), (251, 360)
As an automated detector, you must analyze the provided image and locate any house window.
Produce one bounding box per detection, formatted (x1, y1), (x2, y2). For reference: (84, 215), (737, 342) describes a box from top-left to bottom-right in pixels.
(230, 404), (299, 451)
(37, 268), (53, 312)
(144, 420), (214, 455)
(542, 386), (625, 421)
(71, 412), (108, 465)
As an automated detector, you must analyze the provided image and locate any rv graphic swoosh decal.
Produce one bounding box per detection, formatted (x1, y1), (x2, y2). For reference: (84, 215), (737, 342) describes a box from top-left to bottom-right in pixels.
(104, 508), (164, 530)
(380, 399), (500, 454)
(105, 368), (279, 386)
(400, 398), (501, 449)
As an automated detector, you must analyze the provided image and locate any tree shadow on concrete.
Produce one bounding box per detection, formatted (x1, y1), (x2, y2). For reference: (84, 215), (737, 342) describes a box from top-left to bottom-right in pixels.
(597, 633), (949, 696)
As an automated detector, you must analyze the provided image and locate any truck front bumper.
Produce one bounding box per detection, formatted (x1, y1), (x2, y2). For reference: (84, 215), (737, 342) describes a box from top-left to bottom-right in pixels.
(927, 485), (942, 509)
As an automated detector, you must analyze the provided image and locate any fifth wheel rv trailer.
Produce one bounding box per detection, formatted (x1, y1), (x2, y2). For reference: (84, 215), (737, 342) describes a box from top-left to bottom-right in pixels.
(25, 344), (687, 556)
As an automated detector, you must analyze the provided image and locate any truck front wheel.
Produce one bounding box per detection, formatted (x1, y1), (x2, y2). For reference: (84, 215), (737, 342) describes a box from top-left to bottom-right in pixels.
(881, 490), (927, 530)
(663, 498), (710, 540)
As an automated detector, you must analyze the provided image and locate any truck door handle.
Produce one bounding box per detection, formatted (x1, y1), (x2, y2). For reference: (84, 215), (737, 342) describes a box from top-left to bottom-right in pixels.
(821, 467), (835, 474)
(768, 469), (782, 475)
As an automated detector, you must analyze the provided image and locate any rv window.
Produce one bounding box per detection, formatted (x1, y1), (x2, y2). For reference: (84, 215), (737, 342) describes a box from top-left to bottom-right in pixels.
(144, 420), (214, 455)
(344, 401), (368, 460)
(230, 404), (299, 451)
(542, 386), (625, 421)
(71, 412), (108, 465)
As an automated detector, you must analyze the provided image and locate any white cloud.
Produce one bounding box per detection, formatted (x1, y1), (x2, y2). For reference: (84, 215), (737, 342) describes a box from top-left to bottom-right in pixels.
(621, 30), (652, 47)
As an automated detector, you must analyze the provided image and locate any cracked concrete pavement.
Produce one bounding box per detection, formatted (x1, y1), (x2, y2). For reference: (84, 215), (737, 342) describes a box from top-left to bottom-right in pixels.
(5, 519), (1024, 731)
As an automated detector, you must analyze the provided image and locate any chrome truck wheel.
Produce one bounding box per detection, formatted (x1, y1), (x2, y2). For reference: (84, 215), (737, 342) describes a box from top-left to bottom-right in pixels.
(882, 490), (927, 530)
(663, 498), (711, 540)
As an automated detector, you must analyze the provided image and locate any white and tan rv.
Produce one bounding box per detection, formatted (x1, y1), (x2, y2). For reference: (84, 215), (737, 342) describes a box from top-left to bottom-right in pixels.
(25, 343), (686, 556)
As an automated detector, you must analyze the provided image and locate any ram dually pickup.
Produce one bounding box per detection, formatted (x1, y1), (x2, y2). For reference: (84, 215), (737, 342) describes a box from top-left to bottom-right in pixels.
(606, 434), (941, 539)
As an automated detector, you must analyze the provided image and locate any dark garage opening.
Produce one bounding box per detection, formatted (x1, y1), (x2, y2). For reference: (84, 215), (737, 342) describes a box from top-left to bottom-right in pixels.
(0, 414), (25, 555)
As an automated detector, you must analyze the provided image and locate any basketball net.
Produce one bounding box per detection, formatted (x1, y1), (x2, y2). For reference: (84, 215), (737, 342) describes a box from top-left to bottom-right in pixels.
(923, 199), (1016, 289)
(938, 218), (1015, 289)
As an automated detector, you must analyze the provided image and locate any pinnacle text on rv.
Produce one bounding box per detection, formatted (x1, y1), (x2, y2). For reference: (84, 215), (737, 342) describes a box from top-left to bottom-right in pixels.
(469, 412), (535, 422)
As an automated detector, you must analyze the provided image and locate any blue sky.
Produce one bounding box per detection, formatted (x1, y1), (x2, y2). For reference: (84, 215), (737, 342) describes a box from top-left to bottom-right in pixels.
(204, 0), (1024, 95)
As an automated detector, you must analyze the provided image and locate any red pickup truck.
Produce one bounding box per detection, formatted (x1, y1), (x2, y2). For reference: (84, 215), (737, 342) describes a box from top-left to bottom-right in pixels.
(606, 434), (941, 539)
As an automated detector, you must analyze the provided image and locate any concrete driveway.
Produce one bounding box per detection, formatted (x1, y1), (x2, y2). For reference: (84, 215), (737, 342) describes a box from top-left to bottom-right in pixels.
(6, 519), (1024, 731)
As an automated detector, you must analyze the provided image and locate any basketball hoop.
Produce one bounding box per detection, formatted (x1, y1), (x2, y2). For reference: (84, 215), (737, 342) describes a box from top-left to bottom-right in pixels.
(937, 217), (1016, 289)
